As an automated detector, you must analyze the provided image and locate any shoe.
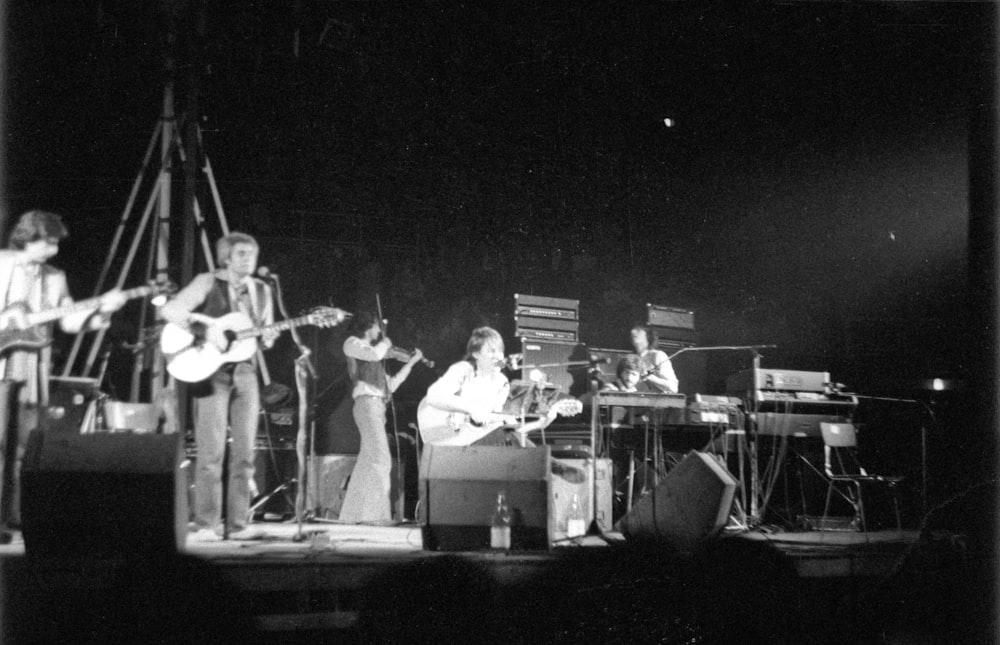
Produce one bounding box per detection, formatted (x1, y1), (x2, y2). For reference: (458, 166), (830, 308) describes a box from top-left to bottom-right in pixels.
(190, 528), (222, 543)
(228, 527), (265, 541)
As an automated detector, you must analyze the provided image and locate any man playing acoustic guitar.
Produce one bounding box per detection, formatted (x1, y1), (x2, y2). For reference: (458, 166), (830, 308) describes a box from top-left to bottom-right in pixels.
(160, 232), (278, 542)
(0, 210), (126, 538)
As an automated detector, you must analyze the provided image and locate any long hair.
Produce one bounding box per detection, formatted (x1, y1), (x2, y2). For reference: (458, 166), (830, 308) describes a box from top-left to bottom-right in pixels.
(7, 210), (68, 249)
(631, 323), (658, 349)
(348, 311), (381, 339)
(215, 232), (259, 267)
(463, 327), (504, 362)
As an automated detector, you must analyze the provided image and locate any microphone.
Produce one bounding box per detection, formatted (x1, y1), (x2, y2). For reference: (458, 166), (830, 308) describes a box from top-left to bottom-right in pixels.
(588, 355), (612, 365)
(503, 353), (523, 370)
(256, 266), (278, 281)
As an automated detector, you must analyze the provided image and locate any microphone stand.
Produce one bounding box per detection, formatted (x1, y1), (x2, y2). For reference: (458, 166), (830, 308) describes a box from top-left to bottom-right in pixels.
(265, 273), (317, 542)
(667, 344), (777, 527)
(376, 294), (407, 522)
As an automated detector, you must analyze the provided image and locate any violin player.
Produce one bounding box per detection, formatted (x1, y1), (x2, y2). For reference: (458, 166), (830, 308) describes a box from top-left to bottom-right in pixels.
(340, 311), (424, 523)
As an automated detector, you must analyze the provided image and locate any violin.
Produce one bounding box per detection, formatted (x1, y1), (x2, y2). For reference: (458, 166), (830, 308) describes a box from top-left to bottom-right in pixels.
(386, 345), (434, 368)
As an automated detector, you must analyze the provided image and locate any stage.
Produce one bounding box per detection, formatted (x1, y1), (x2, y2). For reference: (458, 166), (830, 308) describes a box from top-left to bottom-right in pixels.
(0, 521), (985, 644)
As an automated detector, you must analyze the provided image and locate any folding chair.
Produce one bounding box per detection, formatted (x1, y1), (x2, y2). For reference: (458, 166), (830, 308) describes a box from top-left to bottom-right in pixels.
(820, 422), (903, 532)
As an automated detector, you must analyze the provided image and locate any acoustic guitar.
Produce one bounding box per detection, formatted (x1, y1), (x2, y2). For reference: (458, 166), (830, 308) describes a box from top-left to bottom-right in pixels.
(417, 397), (582, 447)
(161, 306), (348, 383)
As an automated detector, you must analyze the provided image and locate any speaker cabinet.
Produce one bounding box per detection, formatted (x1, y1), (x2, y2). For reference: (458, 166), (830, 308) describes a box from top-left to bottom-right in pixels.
(304, 454), (357, 519)
(21, 430), (187, 559)
(550, 456), (613, 539)
(616, 451), (737, 550)
(420, 445), (552, 550)
(519, 339), (591, 397)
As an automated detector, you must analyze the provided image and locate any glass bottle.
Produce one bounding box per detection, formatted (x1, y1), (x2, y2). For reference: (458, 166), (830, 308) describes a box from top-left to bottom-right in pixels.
(490, 491), (511, 550)
(566, 493), (587, 538)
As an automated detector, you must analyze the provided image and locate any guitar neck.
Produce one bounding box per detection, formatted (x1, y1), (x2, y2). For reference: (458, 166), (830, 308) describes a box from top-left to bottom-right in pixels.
(25, 285), (153, 327)
(233, 313), (315, 341)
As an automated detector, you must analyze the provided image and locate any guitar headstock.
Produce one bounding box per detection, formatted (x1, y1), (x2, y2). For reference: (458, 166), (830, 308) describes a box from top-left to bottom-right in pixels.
(307, 306), (351, 328)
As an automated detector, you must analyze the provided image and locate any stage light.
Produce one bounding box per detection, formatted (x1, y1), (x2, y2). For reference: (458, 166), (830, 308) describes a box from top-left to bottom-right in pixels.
(663, 117), (675, 128)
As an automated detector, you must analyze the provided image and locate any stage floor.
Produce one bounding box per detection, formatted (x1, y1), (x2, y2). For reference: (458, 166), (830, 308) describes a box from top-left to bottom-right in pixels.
(0, 521), (983, 645)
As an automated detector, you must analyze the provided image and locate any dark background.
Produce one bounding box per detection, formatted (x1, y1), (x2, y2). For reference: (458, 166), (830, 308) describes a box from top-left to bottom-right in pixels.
(1, 1), (995, 532)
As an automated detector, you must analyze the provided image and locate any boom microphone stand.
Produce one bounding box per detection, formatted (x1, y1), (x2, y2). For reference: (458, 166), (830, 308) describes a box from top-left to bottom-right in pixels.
(260, 271), (318, 542)
(666, 344), (776, 528)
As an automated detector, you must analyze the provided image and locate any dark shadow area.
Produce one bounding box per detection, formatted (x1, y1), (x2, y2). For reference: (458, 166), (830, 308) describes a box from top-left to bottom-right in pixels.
(2, 554), (263, 645)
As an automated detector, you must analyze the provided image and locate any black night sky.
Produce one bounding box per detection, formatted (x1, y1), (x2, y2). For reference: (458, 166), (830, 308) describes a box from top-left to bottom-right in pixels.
(2, 2), (996, 503)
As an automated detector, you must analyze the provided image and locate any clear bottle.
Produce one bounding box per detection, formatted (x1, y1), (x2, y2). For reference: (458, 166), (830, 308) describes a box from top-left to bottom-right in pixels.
(566, 493), (587, 538)
(490, 491), (511, 550)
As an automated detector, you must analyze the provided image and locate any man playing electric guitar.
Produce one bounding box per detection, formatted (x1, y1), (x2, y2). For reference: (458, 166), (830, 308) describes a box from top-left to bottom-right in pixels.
(160, 231), (279, 542)
(418, 327), (583, 447)
(418, 327), (512, 447)
(0, 210), (127, 539)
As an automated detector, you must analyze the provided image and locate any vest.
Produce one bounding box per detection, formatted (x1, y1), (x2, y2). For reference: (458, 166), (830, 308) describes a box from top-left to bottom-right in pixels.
(357, 359), (388, 394)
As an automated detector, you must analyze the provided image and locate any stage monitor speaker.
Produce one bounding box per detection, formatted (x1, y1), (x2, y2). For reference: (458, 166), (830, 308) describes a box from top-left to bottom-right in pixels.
(21, 430), (187, 559)
(616, 451), (736, 551)
(551, 456), (613, 538)
(519, 339), (591, 397)
(420, 445), (552, 550)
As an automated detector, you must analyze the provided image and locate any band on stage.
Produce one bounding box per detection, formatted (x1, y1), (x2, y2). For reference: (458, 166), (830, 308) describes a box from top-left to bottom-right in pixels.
(0, 209), (853, 543)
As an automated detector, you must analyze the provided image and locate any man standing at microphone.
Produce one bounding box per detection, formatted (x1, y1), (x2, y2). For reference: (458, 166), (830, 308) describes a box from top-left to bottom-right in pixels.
(160, 232), (277, 541)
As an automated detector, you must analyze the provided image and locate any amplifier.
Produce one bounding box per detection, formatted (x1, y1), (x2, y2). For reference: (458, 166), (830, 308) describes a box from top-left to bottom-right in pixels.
(515, 293), (579, 320)
(515, 305), (579, 320)
(726, 368), (831, 395)
(647, 304), (695, 330)
(655, 334), (698, 349)
(517, 327), (579, 343)
(520, 339), (590, 396)
(515, 316), (580, 333)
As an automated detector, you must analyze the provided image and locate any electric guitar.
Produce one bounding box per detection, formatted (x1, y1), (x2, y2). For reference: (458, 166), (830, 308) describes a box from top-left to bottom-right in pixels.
(0, 281), (174, 355)
(417, 397), (583, 447)
(161, 306), (349, 383)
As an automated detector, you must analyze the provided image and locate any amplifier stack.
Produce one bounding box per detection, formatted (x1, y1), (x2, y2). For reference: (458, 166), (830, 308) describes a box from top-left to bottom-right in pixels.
(647, 303), (698, 348)
(514, 293), (580, 343)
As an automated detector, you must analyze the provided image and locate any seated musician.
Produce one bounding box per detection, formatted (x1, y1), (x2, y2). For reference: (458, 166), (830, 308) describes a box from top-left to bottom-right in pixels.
(419, 327), (513, 446)
(602, 354), (650, 393)
(630, 323), (679, 394)
(601, 354), (654, 428)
